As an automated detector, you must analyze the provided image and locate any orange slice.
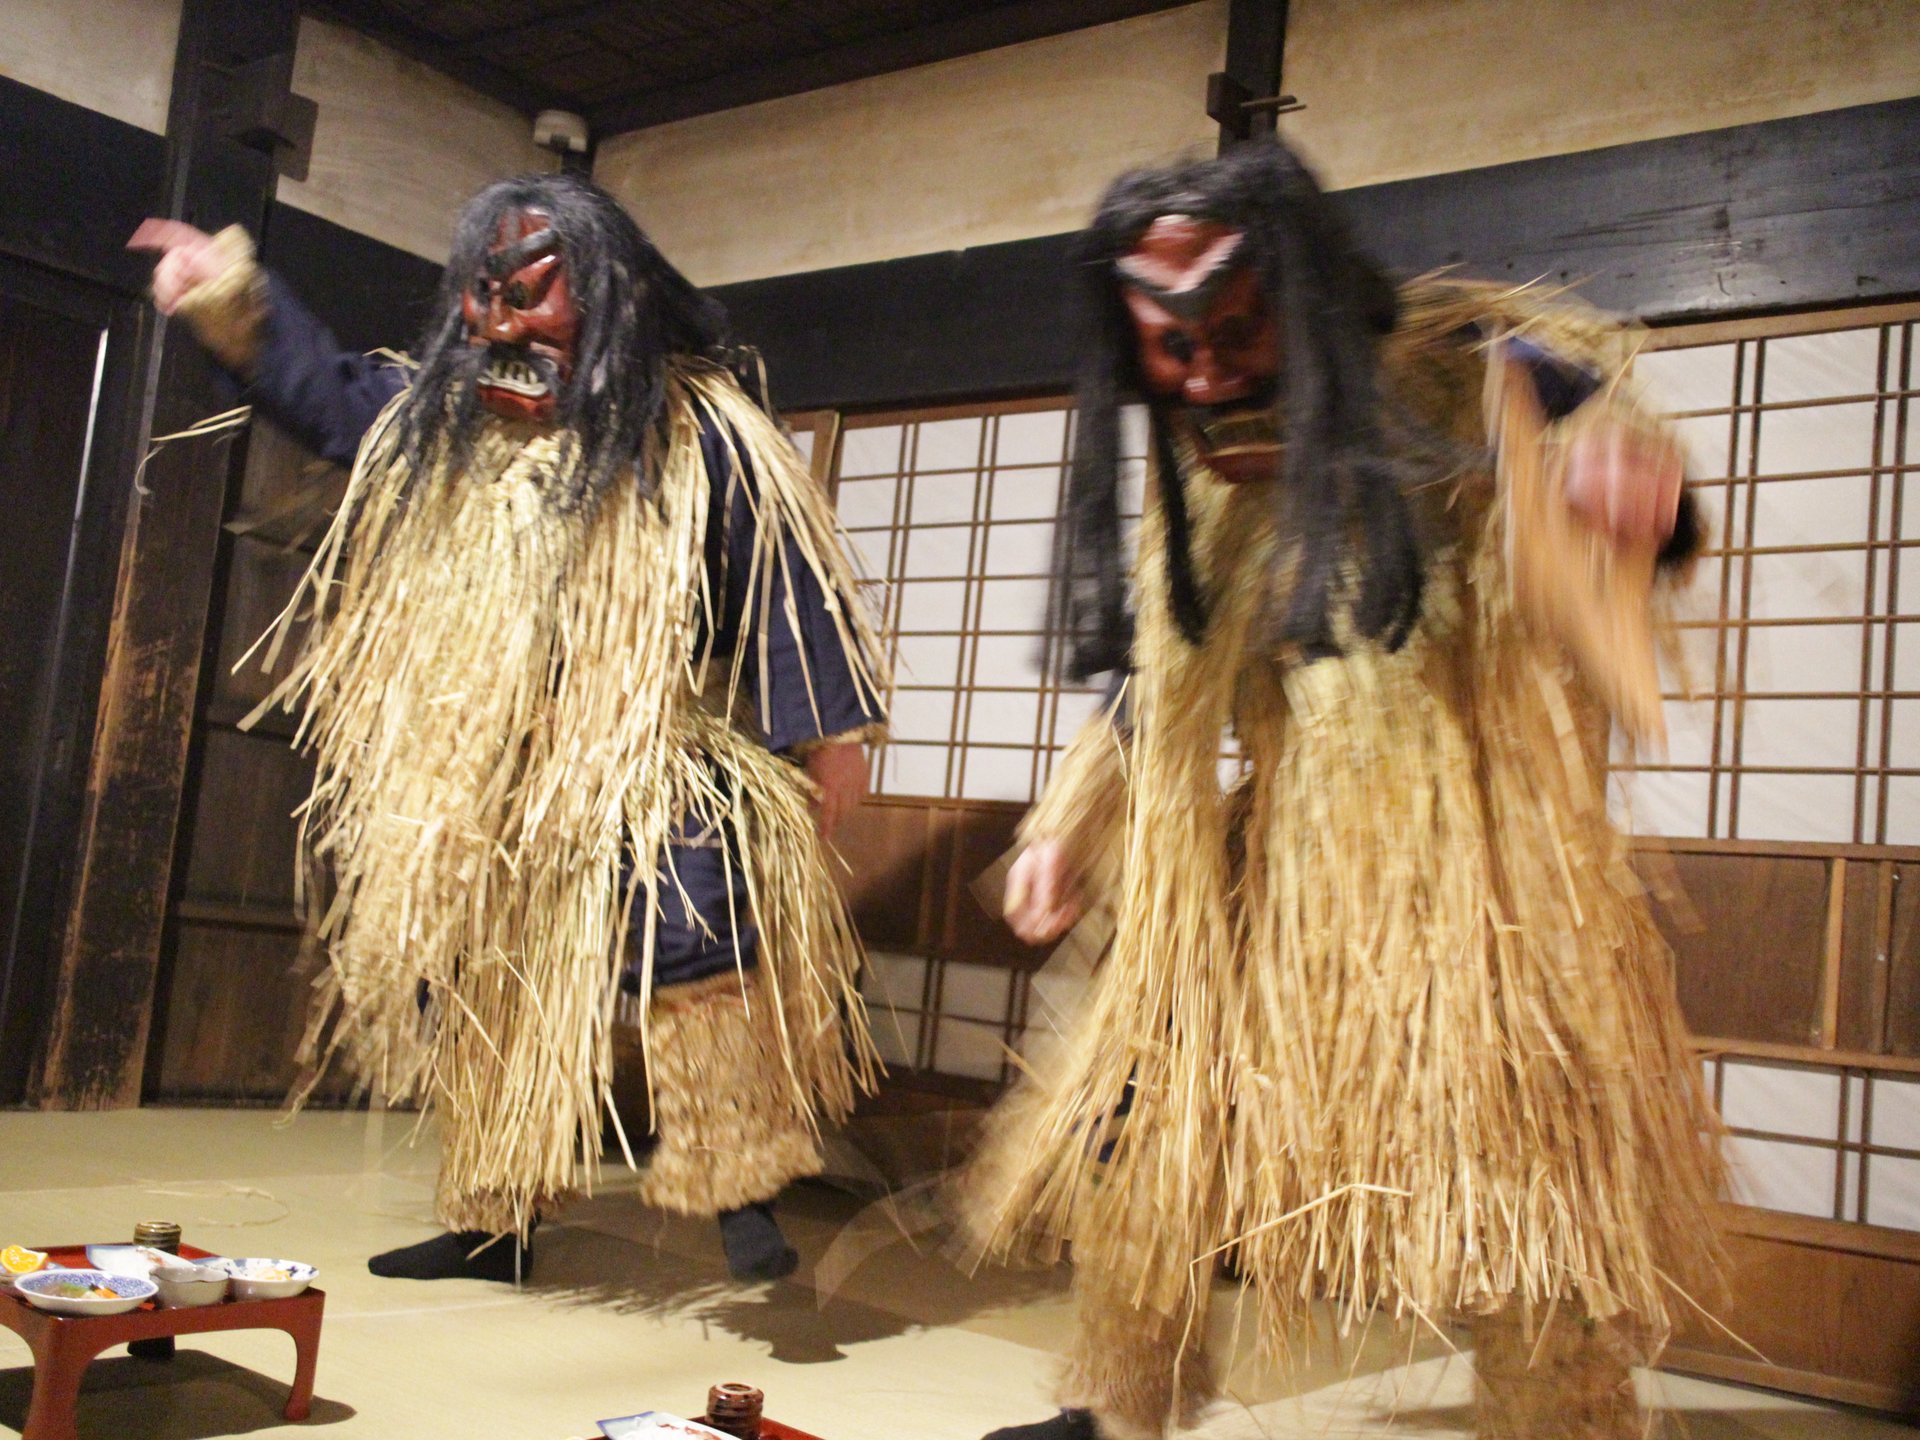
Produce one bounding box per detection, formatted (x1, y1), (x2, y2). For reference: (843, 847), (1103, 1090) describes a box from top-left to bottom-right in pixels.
(1, 1245), (48, 1276)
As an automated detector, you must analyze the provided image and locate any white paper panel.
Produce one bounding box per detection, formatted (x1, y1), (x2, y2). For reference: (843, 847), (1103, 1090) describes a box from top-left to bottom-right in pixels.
(900, 524), (974, 580)
(1848, 1074), (1869, 1145)
(1052, 688), (1108, 737)
(940, 962), (1014, 1024)
(872, 1011), (918, 1067)
(840, 425), (903, 477)
(1737, 697), (1863, 770)
(848, 529), (894, 579)
(984, 520), (1055, 577)
(988, 468), (1064, 522)
(1886, 777), (1920, 845)
(836, 476), (898, 529)
(889, 689), (958, 744)
(1741, 620), (1871, 695)
(958, 745), (1037, 802)
(862, 951), (929, 1008)
(894, 634), (964, 686)
(994, 410), (1069, 467)
(1762, 330), (1883, 404)
(1119, 405), (1149, 460)
(972, 634), (1047, 687)
(1610, 770), (1711, 838)
(1638, 343), (1739, 416)
(881, 743), (950, 797)
(1668, 415), (1740, 483)
(1749, 474), (1874, 552)
(1887, 699), (1920, 770)
(968, 691), (1042, 746)
(895, 580), (968, 632)
(1895, 624), (1920, 692)
(934, 1016), (1007, 1080)
(1724, 1134), (1837, 1218)
(1744, 551), (1867, 622)
(1864, 1155), (1920, 1232)
(1732, 771), (1855, 842)
(1869, 1076), (1920, 1152)
(976, 578), (1050, 630)
(1754, 402), (1877, 477)
(915, 417), (985, 471)
(1719, 1061), (1841, 1141)
(909, 475), (979, 526)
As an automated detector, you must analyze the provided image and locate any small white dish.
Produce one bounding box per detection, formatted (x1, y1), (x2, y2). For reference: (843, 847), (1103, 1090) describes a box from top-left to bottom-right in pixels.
(17, 1268), (156, 1316)
(218, 1258), (316, 1300)
(150, 1260), (229, 1308)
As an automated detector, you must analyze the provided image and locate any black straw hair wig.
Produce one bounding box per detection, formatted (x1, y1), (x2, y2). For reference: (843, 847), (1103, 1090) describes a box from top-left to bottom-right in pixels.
(397, 171), (728, 509)
(1052, 139), (1420, 680)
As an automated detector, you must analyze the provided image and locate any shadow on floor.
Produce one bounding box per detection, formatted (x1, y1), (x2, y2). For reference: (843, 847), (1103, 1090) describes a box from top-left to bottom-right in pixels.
(0, 1349), (354, 1438)
(522, 1189), (1064, 1365)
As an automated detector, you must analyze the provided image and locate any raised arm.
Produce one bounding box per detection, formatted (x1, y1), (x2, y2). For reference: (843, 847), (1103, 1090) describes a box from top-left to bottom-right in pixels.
(129, 220), (408, 468)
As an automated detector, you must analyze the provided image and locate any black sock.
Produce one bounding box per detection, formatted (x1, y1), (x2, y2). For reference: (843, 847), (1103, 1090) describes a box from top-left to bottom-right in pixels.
(982, 1411), (1099, 1440)
(367, 1228), (531, 1283)
(716, 1201), (798, 1281)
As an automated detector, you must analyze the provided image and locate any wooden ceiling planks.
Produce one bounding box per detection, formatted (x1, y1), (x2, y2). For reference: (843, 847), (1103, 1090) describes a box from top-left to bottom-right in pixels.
(306, 0), (1200, 135)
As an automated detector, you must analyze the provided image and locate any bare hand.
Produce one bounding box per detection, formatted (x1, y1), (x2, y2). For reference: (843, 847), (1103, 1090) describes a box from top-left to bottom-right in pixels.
(127, 219), (226, 314)
(1003, 839), (1084, 945)
(1562, 415), (1684, 550)
(804, 741), (868, 840)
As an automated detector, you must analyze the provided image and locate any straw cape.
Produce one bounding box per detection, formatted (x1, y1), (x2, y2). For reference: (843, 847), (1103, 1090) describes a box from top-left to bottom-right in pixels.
(965, 280), (1725, 1424)
(251, 362), (886, 1236)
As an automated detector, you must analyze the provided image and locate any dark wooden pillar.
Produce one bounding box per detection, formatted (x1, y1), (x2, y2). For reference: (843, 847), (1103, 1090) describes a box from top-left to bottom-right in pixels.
(35, 0), (304, 1108)
(1209, 0), (1289, 151)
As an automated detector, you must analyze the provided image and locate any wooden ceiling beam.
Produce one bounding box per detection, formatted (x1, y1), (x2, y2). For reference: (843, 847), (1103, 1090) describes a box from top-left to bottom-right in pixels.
(589, 0), (1197, 136)
(306, 0), (577, 115)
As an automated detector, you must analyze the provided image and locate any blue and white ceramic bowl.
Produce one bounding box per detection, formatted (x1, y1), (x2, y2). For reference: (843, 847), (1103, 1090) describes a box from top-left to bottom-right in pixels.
(17, 1268), (157, 1316)
(218, 1258), (316, 1300)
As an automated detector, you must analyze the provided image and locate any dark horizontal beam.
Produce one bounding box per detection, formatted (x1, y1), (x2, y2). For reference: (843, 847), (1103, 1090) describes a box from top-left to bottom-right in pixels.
(591, 0), (1196, 135)
(304, 0), (575, 116)
(0, 75), (167, 296)
(712, 96), (1920, 411)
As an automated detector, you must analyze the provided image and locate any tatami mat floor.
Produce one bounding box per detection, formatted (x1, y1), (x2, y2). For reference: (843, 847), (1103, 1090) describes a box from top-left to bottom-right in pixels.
(0, 1109), (1908, 1439)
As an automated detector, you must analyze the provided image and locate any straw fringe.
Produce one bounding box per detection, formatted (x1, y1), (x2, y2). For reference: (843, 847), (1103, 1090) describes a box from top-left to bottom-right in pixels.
(258, 363), (883, 1236)
(1472, 1304), (1645, 1440)
(966, 280), (1724, 1383)
(637, 970), (827, 1214)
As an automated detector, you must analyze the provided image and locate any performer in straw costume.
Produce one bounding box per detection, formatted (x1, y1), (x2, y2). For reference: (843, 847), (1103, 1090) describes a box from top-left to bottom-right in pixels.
(131, 172), (886, 1284)
(966, 140), (1723, 1440)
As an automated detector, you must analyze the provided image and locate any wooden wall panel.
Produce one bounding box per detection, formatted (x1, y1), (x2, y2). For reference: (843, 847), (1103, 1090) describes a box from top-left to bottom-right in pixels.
(178, 730), (310, 911)
(152, 922), (348, 1103)
(1660, 852), (1829, 1045)
(1670, 1205), (1920, 1415)
(1885, 864), (1920, 1059)
(833, 797), (1046, 969)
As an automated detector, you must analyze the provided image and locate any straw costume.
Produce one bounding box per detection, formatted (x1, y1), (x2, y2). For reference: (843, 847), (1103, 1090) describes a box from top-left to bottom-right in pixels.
(968, 142), (1722, 1440)
(157, 174), (886, 1283)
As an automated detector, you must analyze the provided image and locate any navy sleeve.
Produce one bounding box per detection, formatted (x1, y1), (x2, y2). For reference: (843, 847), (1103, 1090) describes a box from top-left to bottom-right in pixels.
(1507, 335), (1601, 423)
(232, 272), (410, 469)
(699, 415), (883, 754)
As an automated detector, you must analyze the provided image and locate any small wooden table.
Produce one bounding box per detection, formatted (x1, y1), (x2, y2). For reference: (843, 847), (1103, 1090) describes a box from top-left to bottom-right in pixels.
(0, 1245), (324, 1440)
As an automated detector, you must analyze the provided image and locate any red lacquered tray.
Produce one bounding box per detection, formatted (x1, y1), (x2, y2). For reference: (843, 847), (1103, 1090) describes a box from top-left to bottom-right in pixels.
(0, 1243), (324, 1440)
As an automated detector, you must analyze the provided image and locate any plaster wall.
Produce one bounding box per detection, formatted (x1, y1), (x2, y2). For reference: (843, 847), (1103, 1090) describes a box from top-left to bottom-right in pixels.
(594, 2), (1228, 287)
(1280, 0), (1920, 190)
(0, 0), (182, 133)
(275, 17), (554, 263)
(596, 0), (1920, 288)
